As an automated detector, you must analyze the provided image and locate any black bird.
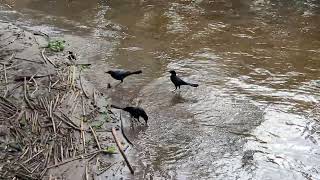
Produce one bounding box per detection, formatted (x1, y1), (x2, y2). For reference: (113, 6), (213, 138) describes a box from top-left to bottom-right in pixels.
(169, 70), (198, 91)
(111, 105), (148, 125)
(67, 51), (76, 61)
(106, 70), (142, 83)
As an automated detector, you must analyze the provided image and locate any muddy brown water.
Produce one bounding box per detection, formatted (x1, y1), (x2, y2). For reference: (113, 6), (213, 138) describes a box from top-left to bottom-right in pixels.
(1, 0), (320, 179)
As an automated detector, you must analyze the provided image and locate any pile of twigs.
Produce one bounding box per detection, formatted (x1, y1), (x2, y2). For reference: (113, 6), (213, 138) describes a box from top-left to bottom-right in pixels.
(0, 66), (111, 179)
(0, 22), (129, 179)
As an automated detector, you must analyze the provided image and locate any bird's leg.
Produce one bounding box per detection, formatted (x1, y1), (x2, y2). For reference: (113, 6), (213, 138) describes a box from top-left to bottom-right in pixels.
(115, 81), (122, 87)
(172, 86), (177, 92)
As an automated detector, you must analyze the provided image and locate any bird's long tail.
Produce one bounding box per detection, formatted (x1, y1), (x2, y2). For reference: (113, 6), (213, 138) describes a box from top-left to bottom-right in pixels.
(188, 83), (199, 87)
(110, 104), (123, 110)
(127, 70), (142, 76)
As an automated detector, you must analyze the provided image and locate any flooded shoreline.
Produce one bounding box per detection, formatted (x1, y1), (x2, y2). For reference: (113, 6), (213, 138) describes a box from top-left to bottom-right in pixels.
(1, 0), (320, 179)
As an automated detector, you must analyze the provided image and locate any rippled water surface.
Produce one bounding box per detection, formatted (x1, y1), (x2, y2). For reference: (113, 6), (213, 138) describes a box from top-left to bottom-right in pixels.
(1, 0), (320, 179)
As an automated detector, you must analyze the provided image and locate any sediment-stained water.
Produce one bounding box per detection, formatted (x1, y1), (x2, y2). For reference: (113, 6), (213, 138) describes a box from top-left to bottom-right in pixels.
(1, 0), (320, 179)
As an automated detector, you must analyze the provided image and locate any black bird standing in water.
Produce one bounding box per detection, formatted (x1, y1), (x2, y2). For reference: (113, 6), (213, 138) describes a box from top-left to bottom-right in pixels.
(106, 70), (142, 83)
(111, 105), (148, 125)
(169, 70), (198, 91)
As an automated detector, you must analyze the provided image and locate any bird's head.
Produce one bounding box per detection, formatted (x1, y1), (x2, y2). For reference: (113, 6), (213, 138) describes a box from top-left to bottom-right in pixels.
(143, 115), (148, 125)
(106, 70), (112, 74)
(169, 70), (176, 75)
(67, 51), (73, 54)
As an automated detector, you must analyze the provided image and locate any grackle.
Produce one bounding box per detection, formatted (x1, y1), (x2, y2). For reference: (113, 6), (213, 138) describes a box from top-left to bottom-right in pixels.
(169, 70), (198, 91)
(106, 70), (142, 83)
(111, 105), (148, 125)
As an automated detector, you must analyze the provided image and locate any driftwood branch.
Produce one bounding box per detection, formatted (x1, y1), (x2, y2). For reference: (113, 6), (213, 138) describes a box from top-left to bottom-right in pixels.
(111, 128), (134, 174)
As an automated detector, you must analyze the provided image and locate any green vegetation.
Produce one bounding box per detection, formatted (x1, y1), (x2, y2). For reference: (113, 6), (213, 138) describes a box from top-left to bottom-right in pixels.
(103, 146), (117, 154)
(47, 40), (66, 52)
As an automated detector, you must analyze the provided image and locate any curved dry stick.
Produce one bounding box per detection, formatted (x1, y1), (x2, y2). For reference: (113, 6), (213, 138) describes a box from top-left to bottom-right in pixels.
(41, 48), (57, 67)
(111, 128), (134, 174)
(40, 48), (48, 64)
(79, 72), (89, 99)
(84, 164), (89, 180)
(23, 77), (35, 109)
(3, 64), (8, 97)
(47, 150), (101, 169)
(14, 57), (44, 64)
(89, 125), (101, 150)
(30, 77), (38, 96)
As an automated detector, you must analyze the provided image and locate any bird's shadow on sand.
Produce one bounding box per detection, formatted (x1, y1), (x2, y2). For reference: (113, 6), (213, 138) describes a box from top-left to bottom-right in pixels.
(107, 82), (123, 89)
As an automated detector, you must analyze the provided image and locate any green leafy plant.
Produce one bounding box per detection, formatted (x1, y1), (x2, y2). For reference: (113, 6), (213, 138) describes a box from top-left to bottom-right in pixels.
(48, 40), (66, 52)
(103, 146), (117, 154)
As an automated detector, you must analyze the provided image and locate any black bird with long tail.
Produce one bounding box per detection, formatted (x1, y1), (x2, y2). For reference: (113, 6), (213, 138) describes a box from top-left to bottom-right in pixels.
(106, 70), (142, 83)
(169, 70), (198, 91)
(111, 105), (148, 125)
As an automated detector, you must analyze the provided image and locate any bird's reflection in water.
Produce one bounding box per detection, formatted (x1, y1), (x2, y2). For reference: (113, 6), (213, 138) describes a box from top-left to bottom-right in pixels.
(170, 92), (199, 106)
(125, 120), (148, 140)
(170, 93), (188, 106)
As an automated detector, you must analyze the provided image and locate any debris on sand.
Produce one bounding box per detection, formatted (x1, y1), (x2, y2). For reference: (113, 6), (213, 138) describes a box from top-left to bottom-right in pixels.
(0, 21), (131, 179)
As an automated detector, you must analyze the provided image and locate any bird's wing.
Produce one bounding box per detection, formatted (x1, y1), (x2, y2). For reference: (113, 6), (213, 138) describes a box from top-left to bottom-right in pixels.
(114, 70), (125, 74)
(175, 76), (189, 85)
(117, 70), (133, 76)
